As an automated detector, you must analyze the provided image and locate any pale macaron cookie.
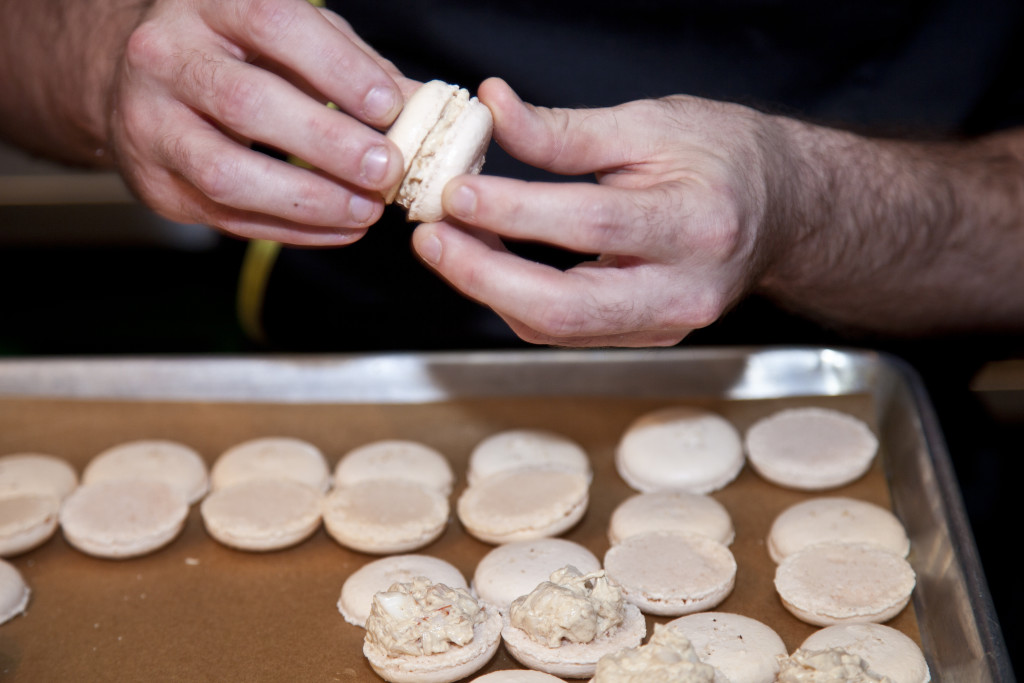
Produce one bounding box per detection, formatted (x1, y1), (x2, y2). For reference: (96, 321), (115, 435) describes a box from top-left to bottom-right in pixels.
(83, 439), (209, 505)
(0, 493), (60, 557)
(774, 542), (916, 626)
(338, 554), (468, 628)
(615, 406), (744, 494)
(603, 530), (737, 616)
(471, 672), (565, 682)
(322, 479), (449, 554)
(0, 453), (78, 500)
(59, 479), (189, 559)
(745, 407), (879, 490)
(608, 490), (734, 546)
(472, 538), (600, 612)
(467, 429), (591, 487)
(200, 478), (322, 552)
(334, 439), (455, 496)
(798, 622), (931, 683)
(767, 496), (910, 563)
(0, 559), (30, 625)
(210, 436), (330, 493)
(666, 612), (788, 683)
(457, 469), (589, 545)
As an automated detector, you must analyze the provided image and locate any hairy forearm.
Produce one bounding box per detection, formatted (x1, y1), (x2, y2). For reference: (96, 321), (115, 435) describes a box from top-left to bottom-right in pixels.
(0, 0), (152, 167)
(759, 119), (1024, 335)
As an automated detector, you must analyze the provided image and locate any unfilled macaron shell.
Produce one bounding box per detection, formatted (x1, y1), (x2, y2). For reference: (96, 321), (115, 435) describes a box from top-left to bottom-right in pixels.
(211, 437), (330, 493)
(798, 622), (930, 683)
(334, 440), (454, 496)
(501, 602), (646, 679)
(615, 406), (744, 494)
(774, 542), (916, 626)
(59, 479), (189, 559)
(472, 671), (566, 682)
(84, 439), (209, 504)
(339, 554), (467, 628)
(363, 602), (503, 683)
(472, 538), (600, 612)
(457, 469), (589, 545)
(0, 493), (60, 557)
(0, 559), (30, 625)
(201, 478), (322, 552)
(323, 479), (449, 554)
(666, 612), (787, 683)
(467, 429), (591, 486)
(745, 407), (879, 490)
(0, 453), (78, 500)
(768, 496), (909, 563)
(608, 490), (734, 546)
(604, 530), (736, 616)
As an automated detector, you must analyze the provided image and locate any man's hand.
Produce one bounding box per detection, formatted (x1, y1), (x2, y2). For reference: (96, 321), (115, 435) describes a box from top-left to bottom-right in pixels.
(412, 77), (787, 346)
(110, 0), (417, 244)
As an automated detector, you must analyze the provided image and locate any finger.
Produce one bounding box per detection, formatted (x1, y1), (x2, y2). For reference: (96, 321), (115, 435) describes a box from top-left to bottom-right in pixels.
(499, 313), (688, 348)
(412, 221), (682, 340)
(202, 0), (403, 127)
(171, 48), (404, 193)
(443, 175), (684, 258)
(478, 76), (639, 175)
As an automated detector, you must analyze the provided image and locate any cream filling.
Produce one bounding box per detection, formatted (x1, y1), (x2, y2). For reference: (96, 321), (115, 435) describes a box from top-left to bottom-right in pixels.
(396, 89), (470, 208)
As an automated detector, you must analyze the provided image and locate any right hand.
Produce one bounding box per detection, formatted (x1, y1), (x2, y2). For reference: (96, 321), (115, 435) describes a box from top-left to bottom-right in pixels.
(109, 0), (419, 244)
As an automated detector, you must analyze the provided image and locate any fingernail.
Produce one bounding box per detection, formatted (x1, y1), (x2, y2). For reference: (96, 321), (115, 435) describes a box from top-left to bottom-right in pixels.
(419, 234), (442, 265)
(349, 193), (376, 224)
(449, 184), (477, 219)
(363, 86), (399, 122)
(361, 145), (391, 185)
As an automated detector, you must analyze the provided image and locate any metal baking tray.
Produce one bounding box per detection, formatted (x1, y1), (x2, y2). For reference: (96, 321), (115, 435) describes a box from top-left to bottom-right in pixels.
(0, 347), (1011, 681)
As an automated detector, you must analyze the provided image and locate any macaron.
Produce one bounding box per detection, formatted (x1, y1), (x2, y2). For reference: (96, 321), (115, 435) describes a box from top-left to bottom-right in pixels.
(471, 672), (566, 682)
(614, 406), (744, 494)
(666, 612), (787, 683)
(0, 453), (78, 500)
(0, 558), (30, 625)
(745, 407), (879, 490)
(797, 622), (931, 683)
(603, 530), (736, 616)
(767, 496), (909, 563)
(0, 493), (60, 557)
(322, 479), (449, 554)
(457, 469), (589, 545)
(210, 436), (330, 493)
(59, 479), (189, 559)
(467, 429), (591, 487)
(83, 439), (209, 504)
(334, 439), (454, 496)
(774, 542), (916, 626)
(385, 79), (493, 223)
(472, 538), (600, 612)
(200, 478), (322, 552)
(608, 490), (734, 546)
(590, 623), (714, 682)
(339, 554), (468, 628)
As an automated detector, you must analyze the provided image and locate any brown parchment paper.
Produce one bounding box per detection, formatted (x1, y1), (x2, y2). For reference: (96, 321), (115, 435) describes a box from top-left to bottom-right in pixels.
(0, 393), (920, 681)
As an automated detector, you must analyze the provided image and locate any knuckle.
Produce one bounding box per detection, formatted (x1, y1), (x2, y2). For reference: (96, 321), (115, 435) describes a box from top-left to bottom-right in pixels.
(244, 0), (296, 44)
(576, 199), (624, 250)
(216, 75), (265, 130)
(192, 154), (240, 204)
(124, 20), (171, 74)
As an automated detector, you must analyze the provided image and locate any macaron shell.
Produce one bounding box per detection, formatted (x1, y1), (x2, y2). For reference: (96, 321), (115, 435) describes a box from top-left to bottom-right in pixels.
(334, 439), (454, 496)
(0, 453), (78, 500)
(767, 496), (909, 563)
(339, 554), (467, 628)
(472, 538), (600, 611)
(774, 542), (916, 626)
(666, 612), (787, 683)
(211, 437), (330, 493)
(363, 603), (502, 683)
(385, 80), (456, 202)
(457, 469), (589, 545)
(615, 406), (744, 494)
(0, 493), (60, 557)
(745, 407), (879, 491)
(200, 478), (322, 552)
(467, 429), (591, 487)
(84, 439), (209, 505)
(472, 671), (566, 682)
(608, 490), (734, 546)
(798, 622), (931, 683)
(603, 530), (736, 616)
(322, 479), (449, 554)
(0, 559), (30, 625)
(500, 602), (646, 678)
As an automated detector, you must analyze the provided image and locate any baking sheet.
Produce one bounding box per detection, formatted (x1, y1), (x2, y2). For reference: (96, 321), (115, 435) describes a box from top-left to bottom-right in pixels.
(0, 347), (1011, 681)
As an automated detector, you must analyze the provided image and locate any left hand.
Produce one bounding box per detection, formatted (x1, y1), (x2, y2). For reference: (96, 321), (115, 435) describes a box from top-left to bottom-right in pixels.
(411, 77), (789, 347)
